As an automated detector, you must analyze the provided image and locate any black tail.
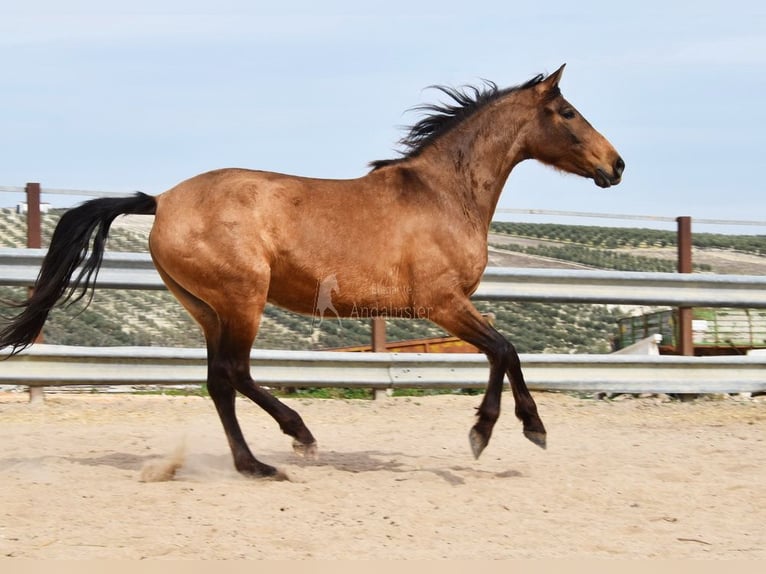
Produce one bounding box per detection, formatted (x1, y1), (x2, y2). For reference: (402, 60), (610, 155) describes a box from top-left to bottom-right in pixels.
(0, 192), (157, 355)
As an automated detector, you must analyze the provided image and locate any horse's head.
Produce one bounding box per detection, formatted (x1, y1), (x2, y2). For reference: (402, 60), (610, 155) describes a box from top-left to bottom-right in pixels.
(522, 64), (624, 188)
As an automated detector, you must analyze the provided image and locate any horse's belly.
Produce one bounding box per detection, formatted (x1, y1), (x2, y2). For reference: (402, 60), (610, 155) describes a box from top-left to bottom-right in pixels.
(267, 265), (423, 320)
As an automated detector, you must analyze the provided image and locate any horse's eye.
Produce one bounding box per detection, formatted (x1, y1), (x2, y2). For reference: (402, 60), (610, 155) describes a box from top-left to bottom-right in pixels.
(560, 109), (576, 120)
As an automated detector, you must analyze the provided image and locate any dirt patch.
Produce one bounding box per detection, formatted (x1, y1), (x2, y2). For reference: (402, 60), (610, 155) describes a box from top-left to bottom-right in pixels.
(1, 392), (764, 559)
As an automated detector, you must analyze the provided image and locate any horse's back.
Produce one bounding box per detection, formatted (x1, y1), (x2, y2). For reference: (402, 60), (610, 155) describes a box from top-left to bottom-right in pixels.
(148, 168), (367, 308)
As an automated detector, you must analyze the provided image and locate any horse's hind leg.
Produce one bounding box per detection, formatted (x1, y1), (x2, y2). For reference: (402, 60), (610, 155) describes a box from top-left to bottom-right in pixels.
(153, 265), (315, 477)
(430, 297), (546, 458)
(225, 377), (318, 459)
(210, 324), (318, 462)
(208, 307), (318, 473)
(205, 359), (284, 478)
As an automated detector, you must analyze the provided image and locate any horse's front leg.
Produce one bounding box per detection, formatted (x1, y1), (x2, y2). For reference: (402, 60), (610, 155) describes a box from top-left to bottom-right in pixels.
(430, 297), (546, 458)
(505, 348), (546, 449)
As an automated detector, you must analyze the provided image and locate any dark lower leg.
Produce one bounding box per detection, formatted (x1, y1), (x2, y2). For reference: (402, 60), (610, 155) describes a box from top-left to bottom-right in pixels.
(207, 377), (281, 477)
(431, 303), (511, 458)
(431, 298), (546, 457)
(506, 351), (546, 448)
(469, 355), (507, 458)
(215, 315), (316, 452)
(230, 379), (316, 449)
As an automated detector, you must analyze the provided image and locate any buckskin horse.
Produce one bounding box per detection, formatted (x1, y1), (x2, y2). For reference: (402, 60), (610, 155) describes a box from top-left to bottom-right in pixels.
(0, 65), (624, 478)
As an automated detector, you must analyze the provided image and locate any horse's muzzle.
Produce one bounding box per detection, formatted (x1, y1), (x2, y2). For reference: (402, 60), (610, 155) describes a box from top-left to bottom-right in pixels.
(594, 156), (625, 188)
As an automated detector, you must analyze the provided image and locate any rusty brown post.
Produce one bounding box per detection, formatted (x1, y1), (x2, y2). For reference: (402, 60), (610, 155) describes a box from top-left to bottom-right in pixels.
(25, 183), (45, 403)
(371, 317), (389, 399)
(371, 317), (387, 352)
(25, 182), (42, 249)
(676, 216), (693, 356)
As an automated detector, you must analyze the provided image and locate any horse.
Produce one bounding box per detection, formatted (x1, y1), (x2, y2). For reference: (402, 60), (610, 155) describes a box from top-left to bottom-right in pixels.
(0, 64), (624, 478)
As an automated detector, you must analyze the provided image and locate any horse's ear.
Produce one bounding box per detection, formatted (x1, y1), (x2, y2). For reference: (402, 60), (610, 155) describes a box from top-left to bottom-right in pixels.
(536, 64), (566, 95)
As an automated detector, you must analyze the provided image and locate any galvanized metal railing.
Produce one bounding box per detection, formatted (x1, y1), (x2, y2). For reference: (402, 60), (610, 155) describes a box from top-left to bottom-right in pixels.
(3, 248), (766, 307)
(3, 344), (766, 395)
(2, 247), (766, 395)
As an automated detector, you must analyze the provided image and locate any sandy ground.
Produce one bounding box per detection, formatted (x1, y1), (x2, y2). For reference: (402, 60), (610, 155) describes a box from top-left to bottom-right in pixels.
(0, 390), (764, 560)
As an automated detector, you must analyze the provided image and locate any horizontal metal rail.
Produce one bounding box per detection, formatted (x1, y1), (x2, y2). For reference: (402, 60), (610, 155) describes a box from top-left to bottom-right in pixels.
(0, 248), (162, 290)
(474, 267), (766, 307)
(2, 248), (766, 307)
(0, 185), (138, 198)
(3, 344), (765, 395)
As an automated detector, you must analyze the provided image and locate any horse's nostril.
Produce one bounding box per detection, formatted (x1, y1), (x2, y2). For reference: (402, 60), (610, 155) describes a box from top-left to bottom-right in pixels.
(614, 156), (625, 177)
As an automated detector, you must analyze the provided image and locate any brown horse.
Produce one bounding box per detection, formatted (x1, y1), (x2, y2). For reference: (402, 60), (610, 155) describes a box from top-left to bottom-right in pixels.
(0, 64), (623, 477)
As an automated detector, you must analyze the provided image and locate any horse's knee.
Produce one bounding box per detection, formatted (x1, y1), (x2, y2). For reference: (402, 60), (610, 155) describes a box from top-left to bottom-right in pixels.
(505, 342), (521, 368)
(485, 335), (514, 368)
(210, 354), (249, 381)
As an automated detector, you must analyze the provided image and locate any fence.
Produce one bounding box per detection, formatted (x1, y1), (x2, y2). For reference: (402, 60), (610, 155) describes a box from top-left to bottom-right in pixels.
(7, 181), (766, 354)
(616, 307), (766, 354)
(2, 343), (766, 395)
(2, 248), (766, 396)
(3, 248), (766, 307)
(3, 182), (766, 397)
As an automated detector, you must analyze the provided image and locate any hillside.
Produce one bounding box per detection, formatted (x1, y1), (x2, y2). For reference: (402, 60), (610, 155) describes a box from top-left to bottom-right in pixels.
(2, 208), (764, 353)
(489, 222), (766, 275)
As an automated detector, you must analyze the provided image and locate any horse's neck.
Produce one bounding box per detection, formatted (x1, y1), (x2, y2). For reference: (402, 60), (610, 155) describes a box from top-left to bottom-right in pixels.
(413, 110), (528, 231)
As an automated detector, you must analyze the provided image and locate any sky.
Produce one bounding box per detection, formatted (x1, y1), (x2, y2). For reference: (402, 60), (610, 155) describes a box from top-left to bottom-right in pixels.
(1, 0), (765, 234)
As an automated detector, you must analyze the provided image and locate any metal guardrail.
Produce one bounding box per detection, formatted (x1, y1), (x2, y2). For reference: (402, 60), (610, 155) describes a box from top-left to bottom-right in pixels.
(3, 248), (766, 306)
(2, 248), (766, 395)
(474, 267), (766, 307)
(0, 248), (162, 290)
(2, 344), (765, 395)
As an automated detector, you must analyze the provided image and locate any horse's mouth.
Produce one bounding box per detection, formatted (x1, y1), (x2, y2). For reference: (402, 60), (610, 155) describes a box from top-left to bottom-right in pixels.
(594, 168), (621, 189)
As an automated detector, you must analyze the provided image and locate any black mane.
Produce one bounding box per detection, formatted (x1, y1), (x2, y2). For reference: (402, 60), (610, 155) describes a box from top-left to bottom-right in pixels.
(370, 74), (546, 170)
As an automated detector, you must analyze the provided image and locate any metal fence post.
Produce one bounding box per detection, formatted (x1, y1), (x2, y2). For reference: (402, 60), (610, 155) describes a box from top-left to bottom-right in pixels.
(25, 182), (45, 403)
(371, 317), (390, 399)
(676, 216), (693, 357)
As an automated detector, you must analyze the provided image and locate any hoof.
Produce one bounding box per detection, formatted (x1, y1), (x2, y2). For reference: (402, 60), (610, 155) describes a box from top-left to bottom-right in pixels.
(469, 426), (490, 460)
(236, 461), (288, 480)
(241, 467), (289, 481)
(292, 439), (319, 460)
(523, 430), (547, 449)
(266, 469), (290, 482)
